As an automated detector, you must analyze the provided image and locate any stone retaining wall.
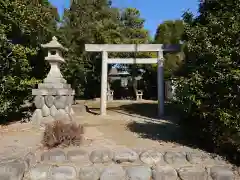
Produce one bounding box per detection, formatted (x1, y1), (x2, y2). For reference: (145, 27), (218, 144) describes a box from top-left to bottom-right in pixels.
(0, 147), (238, 180)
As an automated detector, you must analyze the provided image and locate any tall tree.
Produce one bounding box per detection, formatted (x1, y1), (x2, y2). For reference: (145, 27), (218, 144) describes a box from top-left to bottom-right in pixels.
(154, 20), (185, 79)
(119, 8), (150, 95)
(120, 8), (149, 44)
(0, 0), (58, 121)
(141, 20), (184, 99)
(59, 0), (124, 98)
(176, 0), (240, 159)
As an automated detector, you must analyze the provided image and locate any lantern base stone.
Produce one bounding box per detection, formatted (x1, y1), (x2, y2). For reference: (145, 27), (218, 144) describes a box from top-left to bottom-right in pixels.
(32, 82), (75, 127)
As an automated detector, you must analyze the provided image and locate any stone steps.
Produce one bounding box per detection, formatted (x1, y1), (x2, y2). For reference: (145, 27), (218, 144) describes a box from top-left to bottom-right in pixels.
(0, 146), (238, 180)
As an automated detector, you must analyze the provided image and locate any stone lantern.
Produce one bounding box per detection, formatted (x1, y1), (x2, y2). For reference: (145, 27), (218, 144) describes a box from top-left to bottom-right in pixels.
(32, 36), (75, 126)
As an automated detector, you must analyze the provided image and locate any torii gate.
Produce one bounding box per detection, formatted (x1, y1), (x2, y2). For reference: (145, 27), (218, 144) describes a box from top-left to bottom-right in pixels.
(85, 44), (179, 117)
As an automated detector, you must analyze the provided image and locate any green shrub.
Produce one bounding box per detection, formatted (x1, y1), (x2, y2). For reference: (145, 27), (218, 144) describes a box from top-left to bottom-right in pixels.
(0, 0), (57, 122)
(175, 0), (240, 163)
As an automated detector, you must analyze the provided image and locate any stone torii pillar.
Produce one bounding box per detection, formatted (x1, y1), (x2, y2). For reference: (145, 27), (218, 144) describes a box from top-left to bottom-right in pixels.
(85, 44), (179, 117)
(31, 36), (75, 126)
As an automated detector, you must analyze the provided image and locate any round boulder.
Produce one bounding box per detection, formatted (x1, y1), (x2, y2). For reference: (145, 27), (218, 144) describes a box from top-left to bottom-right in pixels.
(140, 150), (163, 165)
(54, 95), (67, 109)
(50, 166), (77, 180)
(42, 104), (50, 117)
(113, 148), (138, 163)
(100, 164), (126, 180)
(126, 166), (152, 180)
(41, 149), (66, 163)
(90, 149), (113, 164)
(79, 166), (102, 180)
(34, 96), (45, 109)
(210, 166), (234, 180)
(152, 165), (177, 180)
(50, 105), (58, 117)
(178, 166), (207, 180)
(164, 151), (187, 164)
(45, 95), (55, 108)
(31, 109), (42, 125)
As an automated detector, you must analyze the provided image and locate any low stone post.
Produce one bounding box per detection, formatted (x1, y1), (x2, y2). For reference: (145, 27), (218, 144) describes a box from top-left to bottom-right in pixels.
(165, 79), (176, 100)
(31, 36), (75, 126)
(136, 90), (143, 101)
(107, 90), (114, 101)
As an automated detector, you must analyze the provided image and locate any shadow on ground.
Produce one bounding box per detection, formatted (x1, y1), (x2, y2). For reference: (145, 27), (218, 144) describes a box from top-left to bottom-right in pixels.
(86, 101), (180, 119)
(119, 102), (159, 119)
(127, 121), (185, 143)
(119, 102), (197, 147)
(118, 101), (181, 120)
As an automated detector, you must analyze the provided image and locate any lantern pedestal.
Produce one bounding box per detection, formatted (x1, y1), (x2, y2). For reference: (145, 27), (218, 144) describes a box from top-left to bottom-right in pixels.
(31, 36), (75, 126)
(32, 87), (75, 126)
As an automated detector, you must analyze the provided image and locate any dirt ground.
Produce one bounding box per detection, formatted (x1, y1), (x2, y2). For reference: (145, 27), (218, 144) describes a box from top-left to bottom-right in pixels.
(0, 100), (192, 159)
(74, 100), (188, 151)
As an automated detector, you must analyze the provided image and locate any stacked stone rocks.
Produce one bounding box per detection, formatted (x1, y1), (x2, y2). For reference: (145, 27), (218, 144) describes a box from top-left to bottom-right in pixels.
(31, 36), (75, 125)
(1, 147), (238, 180)
(32, 88), (75, 124)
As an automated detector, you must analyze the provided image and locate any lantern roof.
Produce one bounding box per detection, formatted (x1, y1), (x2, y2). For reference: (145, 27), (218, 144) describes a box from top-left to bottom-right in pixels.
(41, 36), (68, 51)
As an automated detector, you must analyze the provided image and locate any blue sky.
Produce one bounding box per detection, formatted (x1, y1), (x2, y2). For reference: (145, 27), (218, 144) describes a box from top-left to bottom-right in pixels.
(49, 0), (199, 37)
